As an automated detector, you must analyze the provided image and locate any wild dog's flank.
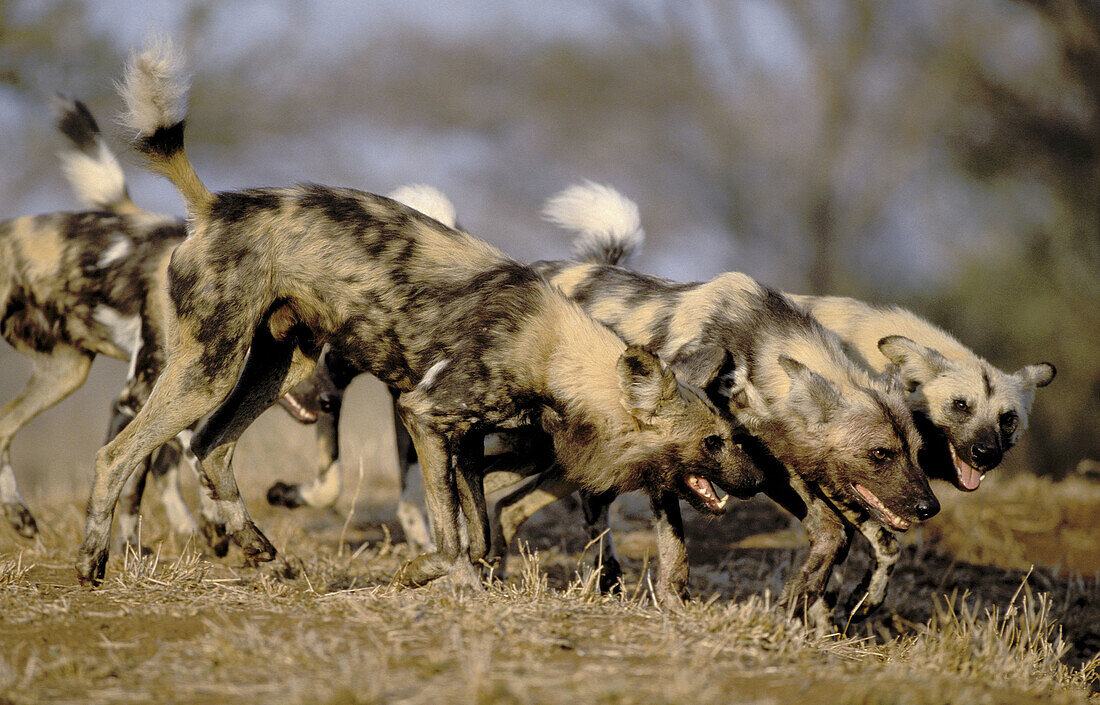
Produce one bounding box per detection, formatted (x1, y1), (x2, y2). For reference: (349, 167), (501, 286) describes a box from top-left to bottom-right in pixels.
(78, 40), (764, 601)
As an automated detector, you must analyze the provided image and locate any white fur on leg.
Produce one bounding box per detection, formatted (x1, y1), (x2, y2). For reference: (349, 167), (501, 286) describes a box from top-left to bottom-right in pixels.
(300, 460), (342, 508)
(0, 462), (26, 505)
(159, 466), (198, 534)
(197, 482), (222, 525)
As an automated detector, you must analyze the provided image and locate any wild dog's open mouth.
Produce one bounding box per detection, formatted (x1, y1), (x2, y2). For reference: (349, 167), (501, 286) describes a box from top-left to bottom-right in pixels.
(852, 483), (911, 531)
(948, 443), (983, 492)
(279, 393), (318, 423)
(685, 474), (729, 513)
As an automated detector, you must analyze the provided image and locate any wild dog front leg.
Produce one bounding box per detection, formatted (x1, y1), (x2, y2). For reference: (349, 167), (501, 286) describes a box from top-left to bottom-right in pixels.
(842, 520), (900, 621)
(769, 480), (852, 622)
(393, 401), (478, 588)
(580, 489), (622, 592)
(391, 393), (435, 551)
(651, 492), (689, 607)
(0, 346), (93, 538)
(454, 435), (490, 563)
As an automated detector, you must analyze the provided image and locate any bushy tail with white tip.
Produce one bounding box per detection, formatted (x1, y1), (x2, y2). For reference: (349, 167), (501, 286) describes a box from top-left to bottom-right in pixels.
(387, 184), (458, 229)
(542, 180), (644, 266)
(117, 37), (212, 214)
(53, 96), (139, 214)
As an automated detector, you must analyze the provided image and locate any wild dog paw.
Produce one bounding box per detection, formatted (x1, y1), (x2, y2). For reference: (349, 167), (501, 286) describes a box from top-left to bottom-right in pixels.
(596, 558), (623, 594)
(654, 580), (689, 610)
(199, 517), (230, 558)
(393, 553), (451, 587)
(3, 503), (38, 538)
(75, 546), (109, 587)
(233, 522), (277, 563)
(266, 481), (305, 509)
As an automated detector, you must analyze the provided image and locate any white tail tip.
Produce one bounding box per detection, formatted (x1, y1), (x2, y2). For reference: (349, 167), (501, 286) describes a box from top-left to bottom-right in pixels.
(118, 36), (189, 137)
(387, 183), (458, 229)
(542, 180), (644, 265)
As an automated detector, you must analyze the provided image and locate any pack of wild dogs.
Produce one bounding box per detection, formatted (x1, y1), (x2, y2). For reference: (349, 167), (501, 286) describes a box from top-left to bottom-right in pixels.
(0, 40), (1055, 622)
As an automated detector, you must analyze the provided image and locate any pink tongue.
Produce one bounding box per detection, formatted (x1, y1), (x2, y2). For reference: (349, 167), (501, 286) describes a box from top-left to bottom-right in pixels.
(955, 458), (981, 491)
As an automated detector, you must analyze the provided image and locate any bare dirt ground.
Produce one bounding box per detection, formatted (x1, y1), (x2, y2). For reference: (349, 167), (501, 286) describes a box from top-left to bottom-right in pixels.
(1, 464), (1097, 705)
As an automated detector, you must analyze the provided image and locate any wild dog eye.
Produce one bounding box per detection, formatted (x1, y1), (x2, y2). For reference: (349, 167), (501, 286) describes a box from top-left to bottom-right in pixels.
(869, 447), (895, 463)
(1000, 411), (1018, 434)
(703, 435), (724, 454)
(952, 398), (970, 413)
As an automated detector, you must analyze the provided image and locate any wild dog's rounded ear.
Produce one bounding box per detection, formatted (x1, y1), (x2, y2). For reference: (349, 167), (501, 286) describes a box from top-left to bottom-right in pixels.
(1018, 362), (1056, 388)
(617, 345), (679, 423)
(778, 356), (842, 424)
(877, 335), (948, 389)
(669, 346), (729, 390)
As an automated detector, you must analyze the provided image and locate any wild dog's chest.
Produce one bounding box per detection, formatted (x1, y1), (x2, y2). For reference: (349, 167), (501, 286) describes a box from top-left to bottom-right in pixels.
(398, 355), (542, 436)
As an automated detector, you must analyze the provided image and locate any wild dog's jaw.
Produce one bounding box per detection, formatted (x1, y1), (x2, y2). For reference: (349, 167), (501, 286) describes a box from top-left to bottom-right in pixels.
(685, 474), (728, 513)
(279, 392), (318, 423)
(852, 483), (911, 531)
(948, 443), (982, 491)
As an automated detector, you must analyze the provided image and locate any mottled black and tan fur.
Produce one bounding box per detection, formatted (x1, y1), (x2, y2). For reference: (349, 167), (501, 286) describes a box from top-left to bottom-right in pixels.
(0, 97), (194, 542)
(76, 41), (764, 597)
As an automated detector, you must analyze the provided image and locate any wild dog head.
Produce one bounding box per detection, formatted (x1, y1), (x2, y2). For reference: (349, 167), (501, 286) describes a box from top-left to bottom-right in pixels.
(878, 335), (1055, 491)
(719, 328), (938, 532)
(547, 344), (766, 515)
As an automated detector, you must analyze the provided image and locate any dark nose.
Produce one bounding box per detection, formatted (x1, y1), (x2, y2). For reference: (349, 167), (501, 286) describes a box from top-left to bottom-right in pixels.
(970, 442), (1001, 469)
(914, 495), (940, 521)
(319, 392), (341, 413)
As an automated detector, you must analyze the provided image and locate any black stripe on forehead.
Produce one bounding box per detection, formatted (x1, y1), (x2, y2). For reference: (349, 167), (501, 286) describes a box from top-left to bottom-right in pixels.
(983, 370), (993, 397)
(874, 394), (913, 455)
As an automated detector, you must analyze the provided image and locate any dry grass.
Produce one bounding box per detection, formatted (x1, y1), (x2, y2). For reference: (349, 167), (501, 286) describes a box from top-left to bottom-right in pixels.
(0, 462), (1097, 704)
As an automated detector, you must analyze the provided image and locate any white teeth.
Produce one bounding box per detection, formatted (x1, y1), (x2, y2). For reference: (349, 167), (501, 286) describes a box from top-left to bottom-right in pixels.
(716, 495), (729, 510)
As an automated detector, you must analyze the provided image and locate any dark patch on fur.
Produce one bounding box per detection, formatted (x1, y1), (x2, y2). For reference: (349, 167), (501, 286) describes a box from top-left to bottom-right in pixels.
(211, 191), (282, 225)
(297, 184), (370, 224)
(56, 99), (99, 153)
(137, 122), (186, 161)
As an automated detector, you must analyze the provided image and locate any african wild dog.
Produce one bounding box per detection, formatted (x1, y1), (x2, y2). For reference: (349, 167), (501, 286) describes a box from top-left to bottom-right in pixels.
(528, 181), (1053, 619)
(0, 97), (330, 553)
(0, 96), (197, 542)
(76, 40), (764, 599)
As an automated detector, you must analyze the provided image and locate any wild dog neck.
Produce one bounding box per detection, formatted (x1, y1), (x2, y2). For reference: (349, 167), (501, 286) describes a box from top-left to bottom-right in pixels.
(512, 292), (675, 494)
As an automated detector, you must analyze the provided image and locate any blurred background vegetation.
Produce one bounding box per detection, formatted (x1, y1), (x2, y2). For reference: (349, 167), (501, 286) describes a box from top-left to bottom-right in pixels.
(0, 0), (1095, 491)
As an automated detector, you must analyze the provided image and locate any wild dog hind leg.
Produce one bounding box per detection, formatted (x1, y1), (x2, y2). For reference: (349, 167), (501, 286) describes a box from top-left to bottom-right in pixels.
(187, 327), (315, 562)
(0, 346), (93, 538)
(76, 337), (252, 586)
